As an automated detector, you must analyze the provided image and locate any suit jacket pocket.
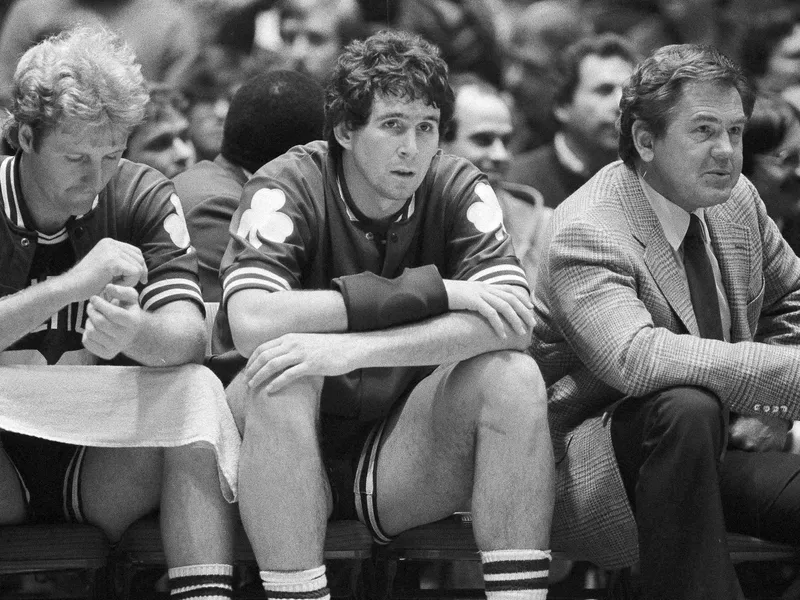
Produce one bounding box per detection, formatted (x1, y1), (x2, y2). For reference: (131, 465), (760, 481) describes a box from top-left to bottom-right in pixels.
(746, 278), (765, 337)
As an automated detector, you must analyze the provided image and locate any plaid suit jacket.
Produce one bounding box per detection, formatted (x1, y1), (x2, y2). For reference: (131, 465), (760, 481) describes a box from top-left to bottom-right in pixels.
(532, 161), (800, 568)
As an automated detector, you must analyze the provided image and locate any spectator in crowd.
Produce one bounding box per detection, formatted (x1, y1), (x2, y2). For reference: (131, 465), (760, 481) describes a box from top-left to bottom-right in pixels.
(0, 0), (202, 109)
(739, 7), (800, 95)
(742, 92), (800, 254)
(0, 27), (234, 599)
(394, 0), (504, 88)
(534, 43), (800, 599)
(180, 48), (251, 164)
(275, 0), (367, 83)
(502, 0), (593, 154)
(174, 69), (325, 303)
(442, 72), (552, 287)
(221, 29), (554, 600)
(508, 33), (638, 209)
(124, 84), (197, 179)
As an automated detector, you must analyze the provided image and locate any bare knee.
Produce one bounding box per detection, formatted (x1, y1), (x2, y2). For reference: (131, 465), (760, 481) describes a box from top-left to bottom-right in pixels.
(452, 350), (548, 434)
(242, 376), (324, 449)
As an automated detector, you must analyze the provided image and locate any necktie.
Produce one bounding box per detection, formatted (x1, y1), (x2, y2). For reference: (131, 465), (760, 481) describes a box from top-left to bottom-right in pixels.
(683, 214), (724, 340)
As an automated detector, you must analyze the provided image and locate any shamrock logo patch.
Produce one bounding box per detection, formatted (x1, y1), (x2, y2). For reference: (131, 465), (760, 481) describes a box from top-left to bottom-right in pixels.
(236, 187), (294, 249)
(466, 182), (506, 241)
(164, 194), (191, 250)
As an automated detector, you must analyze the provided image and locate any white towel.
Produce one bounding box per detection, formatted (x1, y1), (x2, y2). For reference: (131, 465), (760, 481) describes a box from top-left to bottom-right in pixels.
(0, 363), (240, 501)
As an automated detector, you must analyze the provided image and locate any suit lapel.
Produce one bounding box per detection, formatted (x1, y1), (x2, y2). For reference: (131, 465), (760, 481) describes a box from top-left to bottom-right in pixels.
(705, 203), (751, 342)
(619, 168), (700, 335)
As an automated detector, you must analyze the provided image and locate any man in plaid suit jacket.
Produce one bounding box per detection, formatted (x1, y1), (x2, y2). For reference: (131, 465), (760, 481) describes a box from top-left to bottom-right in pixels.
(532, 44), (800, 599)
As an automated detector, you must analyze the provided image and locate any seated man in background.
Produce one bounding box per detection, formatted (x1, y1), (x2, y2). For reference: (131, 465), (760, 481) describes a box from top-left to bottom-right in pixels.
(533, 43), (800, 600)
(222, 29), (555, 600)
(508, 33), (637, 208)
(442, 73), (552, 288)
(275, 0), (368, 84)
(175, 69), (325, 303)
(0, 27), (234, 600)
(124, 83), (197, 179)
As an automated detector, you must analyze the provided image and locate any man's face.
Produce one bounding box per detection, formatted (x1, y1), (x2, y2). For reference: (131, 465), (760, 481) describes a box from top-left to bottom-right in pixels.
(749, 117), (800, 220)
(503, 48), (560, 140)
(20, 120), (127, 228)
(442, 87), (512, 187)
(764, 23), (800, 92)
(556, 54), (633, 154)
(641, 81), (746, 212)
(336, 94), (441, 218)
(126, 109), (196, 178)
(280, 2), (342, 83)
(188, 97), (229, 161)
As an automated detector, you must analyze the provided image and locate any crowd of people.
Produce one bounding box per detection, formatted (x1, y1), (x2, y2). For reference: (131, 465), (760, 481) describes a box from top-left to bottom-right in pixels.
(1, 1), (800, 600)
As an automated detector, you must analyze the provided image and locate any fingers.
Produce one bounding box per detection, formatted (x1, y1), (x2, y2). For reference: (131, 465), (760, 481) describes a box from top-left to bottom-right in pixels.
(266, 364), (306, 394)
(490, 286), (535, 330)
(102, 284), (139, 306)
(475, 301), (508, 338)
(247, 349), (298, 389)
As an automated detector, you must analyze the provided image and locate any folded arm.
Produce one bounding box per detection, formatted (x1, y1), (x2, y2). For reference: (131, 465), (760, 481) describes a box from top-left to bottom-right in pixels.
(229, 279), (533, 392)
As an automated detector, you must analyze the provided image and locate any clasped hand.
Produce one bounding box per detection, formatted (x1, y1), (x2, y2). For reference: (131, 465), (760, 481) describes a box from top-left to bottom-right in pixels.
(728, 414), (790, 452)
(82, 283), (144, 360)
(68, 239), (149, 360)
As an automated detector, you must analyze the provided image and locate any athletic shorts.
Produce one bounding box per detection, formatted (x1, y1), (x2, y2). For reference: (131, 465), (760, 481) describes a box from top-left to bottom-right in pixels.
(1, 432), (87, 523)
(322, 363), (456, 545)
(323, 415), (393, 544)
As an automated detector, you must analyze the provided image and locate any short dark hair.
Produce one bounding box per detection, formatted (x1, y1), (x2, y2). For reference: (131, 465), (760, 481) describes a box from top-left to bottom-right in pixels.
(554, 33), (639, 107)
(441, 72), (503, 143)
(618, 44), (756, 168)
(222, 69), (325, 173)
(324, 29), (454, 153)
(738, 8), (798, 81)
(742, 93), (800, 177)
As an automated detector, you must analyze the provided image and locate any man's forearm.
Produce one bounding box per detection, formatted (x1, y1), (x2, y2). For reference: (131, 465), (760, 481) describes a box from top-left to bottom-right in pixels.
(338, 310), (531, 370)
(229, 289), (348, 357)
(124, 303), (206, 366)
(0, 276), (80, 351)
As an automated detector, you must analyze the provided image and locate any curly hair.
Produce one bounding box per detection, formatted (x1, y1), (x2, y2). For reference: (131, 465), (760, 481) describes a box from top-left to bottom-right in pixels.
(618, 44), (755, 169)
(324, 29), (454, 153)
(3, 26), (149, 150)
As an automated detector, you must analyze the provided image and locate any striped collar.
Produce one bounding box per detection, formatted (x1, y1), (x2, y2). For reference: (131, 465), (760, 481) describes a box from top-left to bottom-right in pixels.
(0, 154), (99, 242)
(334, 159), (416, 224)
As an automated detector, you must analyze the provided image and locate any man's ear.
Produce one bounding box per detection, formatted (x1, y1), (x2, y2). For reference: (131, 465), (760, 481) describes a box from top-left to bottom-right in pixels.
(553, 102), (570, 126)
(631, 120), (654, 163)
(17, 124), (35, 153)
(333, 122), (353, 151)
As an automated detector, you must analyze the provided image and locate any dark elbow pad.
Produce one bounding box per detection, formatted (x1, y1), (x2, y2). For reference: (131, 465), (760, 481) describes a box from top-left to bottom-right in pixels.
(333, 265), (448, 331)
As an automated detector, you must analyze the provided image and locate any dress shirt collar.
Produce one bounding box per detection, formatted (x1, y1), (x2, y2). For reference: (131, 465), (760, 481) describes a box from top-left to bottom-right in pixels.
(638, 172), (708, 251)
(553, 131), (588, 177)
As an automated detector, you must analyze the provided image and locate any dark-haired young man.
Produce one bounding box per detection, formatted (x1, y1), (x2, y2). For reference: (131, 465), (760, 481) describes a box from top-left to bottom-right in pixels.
(220, 29), (555, 600)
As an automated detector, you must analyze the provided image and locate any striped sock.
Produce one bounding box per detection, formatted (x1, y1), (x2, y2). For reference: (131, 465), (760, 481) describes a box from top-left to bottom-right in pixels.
(168, 564), (234, 599)
(260, 565), (330, 600)
(481, 549), (551, 600)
